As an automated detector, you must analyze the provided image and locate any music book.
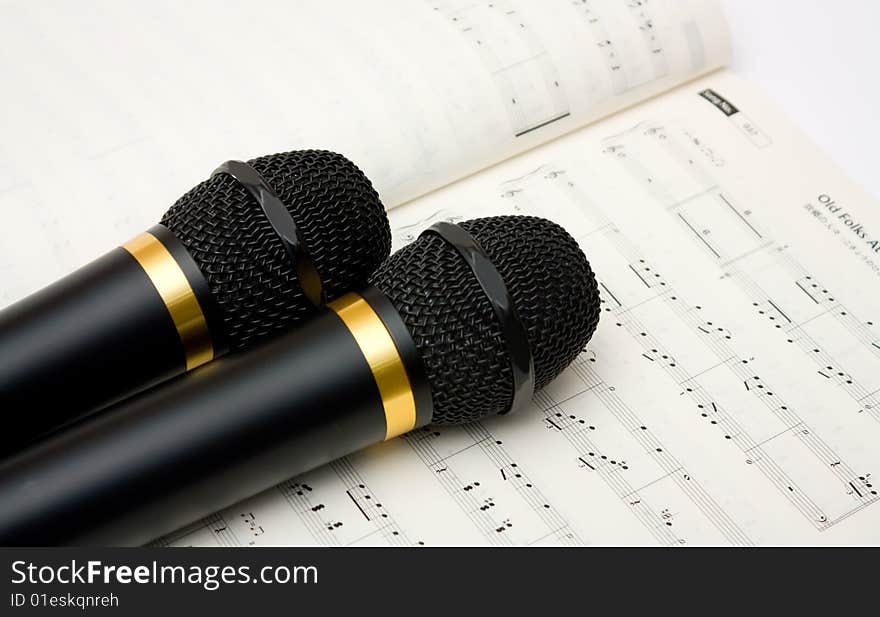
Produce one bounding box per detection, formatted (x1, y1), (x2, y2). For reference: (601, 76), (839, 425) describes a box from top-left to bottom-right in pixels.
(2, 0), (878, 545)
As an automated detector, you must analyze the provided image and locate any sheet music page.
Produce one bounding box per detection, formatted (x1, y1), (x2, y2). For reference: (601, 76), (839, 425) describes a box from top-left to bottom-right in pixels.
(0, 0), (729, 305)
(158, 69), (880, 546)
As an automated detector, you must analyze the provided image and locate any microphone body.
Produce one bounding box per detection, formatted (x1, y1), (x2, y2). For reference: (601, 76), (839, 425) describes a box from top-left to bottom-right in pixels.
(0, 288), (430, 546)
(0, 226), (226, 442)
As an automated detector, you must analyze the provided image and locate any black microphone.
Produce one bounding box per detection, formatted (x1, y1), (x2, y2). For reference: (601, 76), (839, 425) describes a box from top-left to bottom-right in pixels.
(0, 150), (390, 454)
(0, 215), (601, 546)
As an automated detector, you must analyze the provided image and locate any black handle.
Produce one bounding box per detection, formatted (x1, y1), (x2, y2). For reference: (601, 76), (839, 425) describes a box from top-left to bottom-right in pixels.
(0, 247), (187, 453)
(0, 307), (387, 546)
(0, 226), (226, 457)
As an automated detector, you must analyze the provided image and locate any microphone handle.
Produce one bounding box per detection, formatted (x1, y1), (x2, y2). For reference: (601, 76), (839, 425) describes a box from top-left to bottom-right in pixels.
(0, 225), (226, 455)
(0, 290), (428, 546)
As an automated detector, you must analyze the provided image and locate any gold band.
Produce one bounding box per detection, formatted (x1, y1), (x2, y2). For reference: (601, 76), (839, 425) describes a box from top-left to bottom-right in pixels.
(122, 232), (214, 370)
(329, 293), (417, 440)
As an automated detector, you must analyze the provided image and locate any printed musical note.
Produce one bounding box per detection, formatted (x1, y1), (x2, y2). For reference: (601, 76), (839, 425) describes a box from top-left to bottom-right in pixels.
(240, 512), (264, 537)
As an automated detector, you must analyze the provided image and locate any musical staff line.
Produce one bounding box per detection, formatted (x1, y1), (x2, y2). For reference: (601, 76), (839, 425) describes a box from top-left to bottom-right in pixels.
(432, 0), (570, 138)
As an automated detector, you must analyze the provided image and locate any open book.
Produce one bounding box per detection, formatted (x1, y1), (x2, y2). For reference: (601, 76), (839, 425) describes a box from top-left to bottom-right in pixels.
(2, 0), (878, 545)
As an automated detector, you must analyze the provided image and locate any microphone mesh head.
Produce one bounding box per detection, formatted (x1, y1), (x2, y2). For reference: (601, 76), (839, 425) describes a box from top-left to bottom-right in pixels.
(161, 150), (390, 349)
(371, 215), (600, 424)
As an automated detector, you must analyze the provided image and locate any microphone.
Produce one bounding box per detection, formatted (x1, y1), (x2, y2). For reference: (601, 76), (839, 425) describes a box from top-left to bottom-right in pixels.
(0, 215), (601, 546)
(0, 150), (390, 454)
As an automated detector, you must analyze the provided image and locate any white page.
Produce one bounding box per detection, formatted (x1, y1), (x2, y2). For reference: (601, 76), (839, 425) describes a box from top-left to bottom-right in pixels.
(158, 70), (880, 546)
(0, 0), (729, 305)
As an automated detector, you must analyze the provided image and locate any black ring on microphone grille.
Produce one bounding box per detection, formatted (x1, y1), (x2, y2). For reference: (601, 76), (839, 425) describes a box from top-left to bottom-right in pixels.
(211, 160), (325, 306)
(421, 222), (535, 414)
(148, 224), (230, 357)
(361, 285), (434, 429)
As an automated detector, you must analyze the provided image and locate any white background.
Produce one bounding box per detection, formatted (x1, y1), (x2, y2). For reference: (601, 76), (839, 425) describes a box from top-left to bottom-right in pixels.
(720, 0), (880, 199)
